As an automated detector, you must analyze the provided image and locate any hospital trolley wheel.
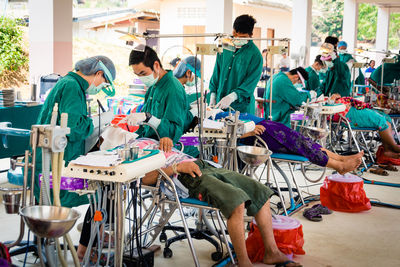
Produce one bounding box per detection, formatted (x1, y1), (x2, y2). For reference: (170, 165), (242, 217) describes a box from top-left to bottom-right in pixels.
(163, 247), (173, 258)
(159, 232), (167, 243)
(211, 251), (223, 261)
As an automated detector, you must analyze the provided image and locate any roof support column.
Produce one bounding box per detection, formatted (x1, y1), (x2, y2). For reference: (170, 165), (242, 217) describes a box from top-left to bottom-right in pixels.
(343, 0), (358, 54)
(290, 0), (312, 66)
(29, 0), (73, 82)
(376, 6), (390, 52)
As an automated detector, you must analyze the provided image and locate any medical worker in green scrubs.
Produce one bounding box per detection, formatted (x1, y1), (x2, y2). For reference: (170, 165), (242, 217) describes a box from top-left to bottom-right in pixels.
(125, 45), (190, 152)
(209, 14), (263, 114)
(305, 55), (325, 91)
(263, 67), (315, 127)
(337, 41), (365, 86)
(319, 43), (352, 97)
(33, 55), (116, 207)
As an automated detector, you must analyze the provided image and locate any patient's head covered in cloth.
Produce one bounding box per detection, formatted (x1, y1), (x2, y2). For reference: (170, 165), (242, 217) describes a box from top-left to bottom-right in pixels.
(100, 126), (139, 150)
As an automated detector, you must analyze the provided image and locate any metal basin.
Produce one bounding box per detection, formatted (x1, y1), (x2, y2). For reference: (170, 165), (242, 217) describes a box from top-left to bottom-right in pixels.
(237, 146), (271, 167)
(20, 206), (80, 238)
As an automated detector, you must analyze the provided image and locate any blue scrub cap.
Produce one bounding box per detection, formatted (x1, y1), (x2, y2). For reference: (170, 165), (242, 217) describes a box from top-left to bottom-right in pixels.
(75, 55), (116, 81)
(173, 56), (201, 78)
(338, 41), (347, 49)
(75, 55), (116, 96)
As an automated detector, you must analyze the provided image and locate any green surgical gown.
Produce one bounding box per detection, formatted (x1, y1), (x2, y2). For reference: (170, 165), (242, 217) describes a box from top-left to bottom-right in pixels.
(209, 40), (263, 114)
(370, 58), (400, 85)
(137, 71), (187, 144)
(305, 66), (320, 91)
(319, 58), (351, 97)
(339, 53), (365, 85)
(319, 71), (327, 84)
(263, 72), (311, 127)
(32, 72), (93, 207)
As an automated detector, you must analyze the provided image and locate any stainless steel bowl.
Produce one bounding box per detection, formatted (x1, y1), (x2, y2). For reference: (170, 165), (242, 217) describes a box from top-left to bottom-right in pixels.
(20, 206), (80, 238)
(0, 187), (23, 214)
(237, 146), (271, 167)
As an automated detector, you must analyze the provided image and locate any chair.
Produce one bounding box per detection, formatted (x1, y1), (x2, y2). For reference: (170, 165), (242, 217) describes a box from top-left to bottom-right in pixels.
(132, 173), (235, 267)
(250, 136), (326, 216)
(333, 115), (376, 171)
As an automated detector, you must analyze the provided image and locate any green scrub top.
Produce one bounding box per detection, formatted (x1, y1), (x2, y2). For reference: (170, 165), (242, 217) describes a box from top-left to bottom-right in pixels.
(263, 72), (311, 127)
(370, 58), (400, 85)
(305, 66), (320, 91)
(33, 72), (93, 207)
(339, 53), (365, 85)
(137, 71), (188, 144)
(319, 58), (351, 97)
(319, 71), (327, 84)
(209, 40), (263, 114)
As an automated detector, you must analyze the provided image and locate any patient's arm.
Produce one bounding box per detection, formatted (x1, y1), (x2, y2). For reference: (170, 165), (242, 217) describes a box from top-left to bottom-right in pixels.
(240, 124), (266, 138)
(142, 161), (202, 185)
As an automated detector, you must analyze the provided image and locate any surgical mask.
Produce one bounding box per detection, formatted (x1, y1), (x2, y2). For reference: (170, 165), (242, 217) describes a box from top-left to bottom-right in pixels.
(87, 82), (109, 95)
(233, 39), (248, 47)
(325, 61), (334, 68)
(294, 83), (303, 89)
(319, 67), (327, 74)
(87, 75), (101, 95)
(185, 73), (197, 87)
(186, 78), (197, 87)
(338, 49), (347, 55)
(139, 71), (159, 88)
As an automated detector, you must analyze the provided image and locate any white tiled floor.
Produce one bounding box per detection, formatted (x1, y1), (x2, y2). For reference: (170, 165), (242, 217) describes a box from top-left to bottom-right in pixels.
(1, 158), (400, 267)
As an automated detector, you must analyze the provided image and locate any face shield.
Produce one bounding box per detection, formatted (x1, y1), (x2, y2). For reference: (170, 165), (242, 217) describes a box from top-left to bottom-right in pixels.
(296, 71), (306, 87)
(98, 60), (116, 97)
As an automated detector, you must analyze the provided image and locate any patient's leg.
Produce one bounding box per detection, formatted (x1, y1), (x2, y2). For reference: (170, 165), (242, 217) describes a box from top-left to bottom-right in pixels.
(254, 200), (301, 267)
(226, 203), (252, 267)
(380, 123), (400, 156)
(321, 148), (364, 161)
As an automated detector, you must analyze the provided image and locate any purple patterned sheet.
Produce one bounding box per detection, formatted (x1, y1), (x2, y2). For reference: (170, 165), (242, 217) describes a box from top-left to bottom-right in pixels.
(39, 174), (87, 191)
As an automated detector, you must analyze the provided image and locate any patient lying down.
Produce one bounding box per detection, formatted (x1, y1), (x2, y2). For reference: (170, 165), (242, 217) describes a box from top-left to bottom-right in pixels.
(139, 138), (301, 267)
(78, 137), (302, 267)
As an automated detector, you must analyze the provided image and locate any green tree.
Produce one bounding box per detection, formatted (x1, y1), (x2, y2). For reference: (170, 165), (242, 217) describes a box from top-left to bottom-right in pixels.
(357, 3), (377, 42)
(389, 13), (400, 50)
(0, 16), (27, 74)
(312, 0), (344, 41)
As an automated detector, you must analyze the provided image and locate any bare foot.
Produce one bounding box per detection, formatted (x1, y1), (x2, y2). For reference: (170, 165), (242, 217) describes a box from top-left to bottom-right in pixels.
(263, 250), (302, 266)
(337, 157), (362, 175)
(383, 150), (400, 159)
(341, 151), (364, 161)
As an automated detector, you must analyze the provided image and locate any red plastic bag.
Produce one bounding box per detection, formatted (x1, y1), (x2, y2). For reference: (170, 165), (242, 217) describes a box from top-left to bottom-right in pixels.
(111, 115), (139, 133)
(245, 222), (305, 263)
(320, 176), (371, 212)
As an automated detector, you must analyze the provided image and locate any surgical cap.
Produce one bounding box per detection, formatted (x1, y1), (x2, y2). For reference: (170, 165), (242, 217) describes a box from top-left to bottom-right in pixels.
(75, 55), (116, 82)
(338, 41), (347, 49)
(173, 56), (201, 78)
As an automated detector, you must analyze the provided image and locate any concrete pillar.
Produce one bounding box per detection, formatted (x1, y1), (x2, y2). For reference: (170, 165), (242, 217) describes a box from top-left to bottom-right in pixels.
(342, 0), (358, 54)
(290, 0), (312, 67)
(376, 7), (390, 52)
(29, 0), (73, 83)
(204, 0), (233, 79)
(205, 0), (233, 35)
